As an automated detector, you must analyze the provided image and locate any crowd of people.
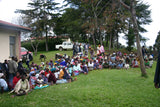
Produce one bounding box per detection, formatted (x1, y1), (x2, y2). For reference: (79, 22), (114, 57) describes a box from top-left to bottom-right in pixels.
(0, 44), (154, 97)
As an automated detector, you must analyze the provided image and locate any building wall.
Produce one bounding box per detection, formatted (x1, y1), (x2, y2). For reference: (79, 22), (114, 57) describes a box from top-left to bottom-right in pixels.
(0, 28), (20, 62)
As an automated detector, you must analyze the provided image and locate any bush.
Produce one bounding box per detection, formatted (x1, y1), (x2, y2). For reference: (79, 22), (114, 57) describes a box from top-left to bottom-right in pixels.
(21, 38), (63, 52)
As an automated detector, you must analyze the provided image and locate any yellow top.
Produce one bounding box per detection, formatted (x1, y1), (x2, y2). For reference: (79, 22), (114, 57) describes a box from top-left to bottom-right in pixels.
(59, 69), (64, 79)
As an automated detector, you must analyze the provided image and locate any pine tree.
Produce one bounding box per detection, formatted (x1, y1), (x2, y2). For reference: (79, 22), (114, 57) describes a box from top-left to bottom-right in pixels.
(16, 0), (60, 51)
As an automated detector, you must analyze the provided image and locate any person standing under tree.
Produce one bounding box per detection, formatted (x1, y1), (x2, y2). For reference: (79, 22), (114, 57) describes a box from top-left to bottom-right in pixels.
(26, 51), (32, 68)
(142, 46), (147, 59)
(73, 43), (77, 56)
(154, 51), (160, 88)
(8, 56), (17, 90)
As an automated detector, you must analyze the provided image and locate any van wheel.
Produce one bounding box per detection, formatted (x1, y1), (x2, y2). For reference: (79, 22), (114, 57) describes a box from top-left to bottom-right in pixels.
(59, 47), (63, 51)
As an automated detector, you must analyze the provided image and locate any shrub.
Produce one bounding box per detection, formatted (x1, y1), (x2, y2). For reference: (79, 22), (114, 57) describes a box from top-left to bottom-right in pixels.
(21, 38), (63, 51)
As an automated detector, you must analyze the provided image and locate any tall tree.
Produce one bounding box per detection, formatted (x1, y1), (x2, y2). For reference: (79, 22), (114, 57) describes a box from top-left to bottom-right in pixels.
(124, 1), (151, 51)
(118, 0), (147, 76)
(54, 8), (84, 41)
(154, 31), (160, 51)
(16, 0), (60, 51)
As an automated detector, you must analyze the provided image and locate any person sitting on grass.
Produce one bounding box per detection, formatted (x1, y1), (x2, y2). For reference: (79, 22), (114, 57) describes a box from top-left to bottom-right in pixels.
(132, 59), (139, 68)
(39, 70), (48, 84)
(93, 60), (99, 70)
(124, 62), (130, 70)
(116, 60), (124, 69)
(36, 75), (44, 87)
(88, 60), (94, 71)
(145, 59), (150, 68)
(81, 61), (88, 74)
(72, 61), (82, 76)
(10, 74), (30, 97)
(67, 64), (73, 76)
(103, 60), (109, 68)
(48, 68), (57, 85)
(13, 72), (21, 88)
(109, 60), (116, 69)
(29, 71), (37, 89)
(98, 61), (103, 69)
(0, 73), (8, 94)
(48, 59), (53, 68)
(62, 67), (73, 83)
(149, 54), (153, 68)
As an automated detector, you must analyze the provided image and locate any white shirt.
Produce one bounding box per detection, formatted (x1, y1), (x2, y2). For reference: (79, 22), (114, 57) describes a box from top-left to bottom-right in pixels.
(0, 78), (8, 90)
(88, 62), (94, 67)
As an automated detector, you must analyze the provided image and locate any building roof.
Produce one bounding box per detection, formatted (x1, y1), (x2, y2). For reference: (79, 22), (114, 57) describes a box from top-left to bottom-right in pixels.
(0, 20), (31, 31)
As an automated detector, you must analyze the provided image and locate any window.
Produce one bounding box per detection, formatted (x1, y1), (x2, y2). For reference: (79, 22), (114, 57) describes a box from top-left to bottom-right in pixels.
(10, 36), (16, 57)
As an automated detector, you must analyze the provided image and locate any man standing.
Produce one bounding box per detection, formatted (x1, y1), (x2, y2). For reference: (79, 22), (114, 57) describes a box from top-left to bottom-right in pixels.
(26, 51), (32, 68)
(84, 43), (89, 56)
(2, 60), (9, 80)
(8, 56), (17, 90)
(100, 44), (105, 56)
(154, 51), (160, 88)
(73, 43), (77, 56)
(142, 46), (147, 59)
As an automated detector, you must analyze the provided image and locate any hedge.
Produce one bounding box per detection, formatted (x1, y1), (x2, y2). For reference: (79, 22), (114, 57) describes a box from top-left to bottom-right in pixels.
(21, 38), (63, 52)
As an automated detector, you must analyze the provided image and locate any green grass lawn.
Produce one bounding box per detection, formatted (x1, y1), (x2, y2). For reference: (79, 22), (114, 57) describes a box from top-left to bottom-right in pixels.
(1, 50), (160, 107)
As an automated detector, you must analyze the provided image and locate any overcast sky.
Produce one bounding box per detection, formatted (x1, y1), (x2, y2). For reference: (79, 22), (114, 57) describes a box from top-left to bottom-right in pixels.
(0, 0), (159, 47)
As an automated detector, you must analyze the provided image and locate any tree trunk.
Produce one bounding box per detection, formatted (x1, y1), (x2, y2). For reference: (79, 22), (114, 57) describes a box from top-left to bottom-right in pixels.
(116, 32), (119, 49)
(109, 33), (112, 50)
(106, 34), (109, 47)
(45, 27), (48, 52)
(92, 34), (96, 49)
(99, 31), (102, 45)
(30, 40), (39, 56)
(130, 0), (147, 76)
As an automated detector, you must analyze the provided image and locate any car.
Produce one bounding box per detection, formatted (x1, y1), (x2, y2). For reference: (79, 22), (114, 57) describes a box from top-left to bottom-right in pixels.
(21, 47), (33, 61)
(55, 41), (73, 51)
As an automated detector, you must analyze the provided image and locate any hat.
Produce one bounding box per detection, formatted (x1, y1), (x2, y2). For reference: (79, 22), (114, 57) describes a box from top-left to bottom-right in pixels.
(0, 73), (4, 78)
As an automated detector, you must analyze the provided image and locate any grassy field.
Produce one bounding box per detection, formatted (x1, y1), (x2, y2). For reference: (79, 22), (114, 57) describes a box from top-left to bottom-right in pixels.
(1, 50), (160, 107)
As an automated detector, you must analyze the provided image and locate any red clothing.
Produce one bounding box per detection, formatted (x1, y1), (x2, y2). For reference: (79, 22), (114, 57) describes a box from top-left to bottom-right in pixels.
(13, 76), (21, 88)
(45, 71), (51, 77)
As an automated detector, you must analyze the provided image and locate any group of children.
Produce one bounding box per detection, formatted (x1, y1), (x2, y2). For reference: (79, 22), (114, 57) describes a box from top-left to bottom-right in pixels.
(0, 50), (154, 97)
